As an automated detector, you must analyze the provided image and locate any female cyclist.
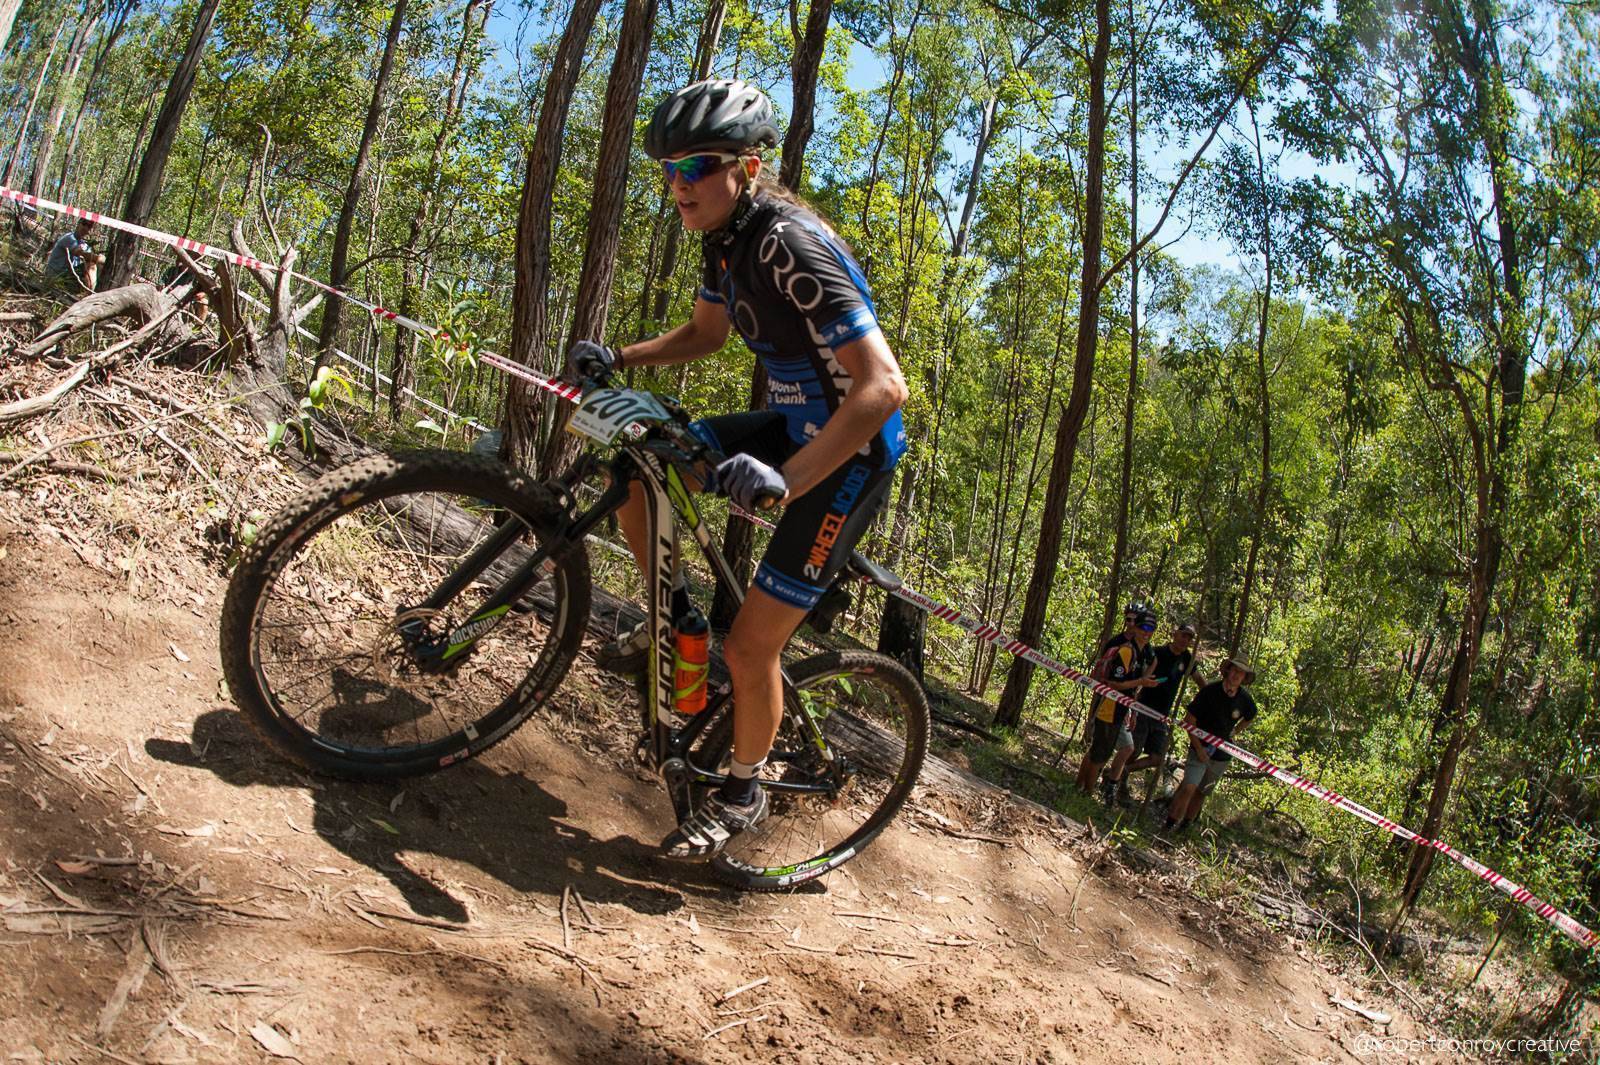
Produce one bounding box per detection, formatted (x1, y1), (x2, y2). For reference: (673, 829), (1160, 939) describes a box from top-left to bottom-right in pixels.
(567, 79), (909, 859)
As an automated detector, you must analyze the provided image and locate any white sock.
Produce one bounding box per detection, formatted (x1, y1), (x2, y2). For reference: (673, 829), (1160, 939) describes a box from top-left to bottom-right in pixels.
(729, 756), (766, 779)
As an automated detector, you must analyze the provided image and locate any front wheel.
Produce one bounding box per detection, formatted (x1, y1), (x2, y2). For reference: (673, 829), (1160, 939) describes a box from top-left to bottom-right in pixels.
(698, 651), (930, 891)
(219, 450), (591, 779)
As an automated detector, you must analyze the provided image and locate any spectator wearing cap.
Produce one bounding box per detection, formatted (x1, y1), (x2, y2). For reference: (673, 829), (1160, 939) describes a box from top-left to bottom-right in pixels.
(1081, 600), (1149, 738)
(45, 217), (104, 292)
(1104, 621), (1205, 803)
(1079, 605), (1158, 801)
(1163, 656), (1258, 834)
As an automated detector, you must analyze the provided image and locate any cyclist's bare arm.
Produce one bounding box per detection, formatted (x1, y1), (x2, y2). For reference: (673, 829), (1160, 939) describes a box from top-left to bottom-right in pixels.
(621, 297), (730, 367)
(777, 329), (907, 501)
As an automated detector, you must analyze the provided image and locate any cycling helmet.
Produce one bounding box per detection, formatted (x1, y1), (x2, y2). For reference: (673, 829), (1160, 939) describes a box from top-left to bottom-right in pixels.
(1134, 606), (1160, 630)
(644, 79), (780, 160)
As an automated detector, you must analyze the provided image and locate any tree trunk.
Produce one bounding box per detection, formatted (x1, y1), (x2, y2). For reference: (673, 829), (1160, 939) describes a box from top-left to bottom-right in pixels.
(1098, 10), (1141, 647)
(993, 0), (1111, 728)
(0, 0), (22, 58)
(0, 15), (67, 189)
(641, 0), (727, 333)
(878, 596), (925, 679)
(1230, 102), (1273, 656)
(501, 0), (603, 468)
(1395, 0), (1531, 919)
(316, 0), (409, 365)
(391, 0), (489, 419)
(26, 3), (98, 199)
(103, 0), (220, 289)
(856, 0), (924, 263)
(952, 93), (997, 260)
(780, 0), (833, 189)
(54, 0), (135, 202)
(534, 0), (661, 478)
(710, 0), (831, 628)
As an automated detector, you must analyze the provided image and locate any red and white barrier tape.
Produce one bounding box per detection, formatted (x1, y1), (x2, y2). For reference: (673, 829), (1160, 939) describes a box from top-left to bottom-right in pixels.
(10, 185), (1594, 948)
(888, 585), (1599, 947)
(2, 184), (583, 409)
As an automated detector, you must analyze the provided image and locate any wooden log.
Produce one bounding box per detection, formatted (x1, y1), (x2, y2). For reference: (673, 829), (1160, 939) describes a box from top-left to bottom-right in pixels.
(15, 282), (184, 358)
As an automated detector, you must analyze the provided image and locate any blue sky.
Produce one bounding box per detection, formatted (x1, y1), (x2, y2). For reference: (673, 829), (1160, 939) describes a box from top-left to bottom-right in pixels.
(478, 8), (1364, 278)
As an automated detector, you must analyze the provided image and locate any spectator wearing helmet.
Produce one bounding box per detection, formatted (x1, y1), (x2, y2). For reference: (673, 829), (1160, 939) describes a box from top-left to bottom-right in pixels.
(1163, 656), (1258, 835)
(569, 80), (909, 861)
(1079, 605), (1158, 802)
(1104, 621), (1204, 803)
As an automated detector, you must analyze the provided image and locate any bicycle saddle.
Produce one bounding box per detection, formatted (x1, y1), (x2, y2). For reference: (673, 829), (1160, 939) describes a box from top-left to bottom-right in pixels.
(845, 551), (901, 592)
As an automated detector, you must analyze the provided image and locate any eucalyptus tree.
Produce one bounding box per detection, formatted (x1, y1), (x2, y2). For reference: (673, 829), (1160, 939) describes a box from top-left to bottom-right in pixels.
(535, 0), (663, 477)
(0, 12), (66, 189)
(316, 0), (413, 365)
(26, 0), (100, 199)
(502, 0), (604, 468)
(388, 0), (494, 416)
(993, 0), (1307, 728)
(0, 0), (21, 59)
(53, 0), (138, 201)
(1278, 0), (1598, 920)
(104, 0), (221, 289)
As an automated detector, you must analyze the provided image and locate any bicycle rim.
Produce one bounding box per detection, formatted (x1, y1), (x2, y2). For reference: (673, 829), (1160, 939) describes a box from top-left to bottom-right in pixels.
(224, 451), (588, 778)
(708, 651), (929, 890)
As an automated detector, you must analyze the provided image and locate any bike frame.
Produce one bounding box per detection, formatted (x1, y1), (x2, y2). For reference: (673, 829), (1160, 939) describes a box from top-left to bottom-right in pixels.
(410, 431), (833, 824)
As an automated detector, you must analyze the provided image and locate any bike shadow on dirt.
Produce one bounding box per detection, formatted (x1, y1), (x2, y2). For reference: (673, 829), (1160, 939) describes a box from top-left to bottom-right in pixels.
(146, 704), (701, 924)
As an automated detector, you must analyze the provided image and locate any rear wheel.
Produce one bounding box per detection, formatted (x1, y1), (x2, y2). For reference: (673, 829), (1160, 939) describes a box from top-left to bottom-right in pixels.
(697, 650), (929, 890)
(219, 450), (590, 779)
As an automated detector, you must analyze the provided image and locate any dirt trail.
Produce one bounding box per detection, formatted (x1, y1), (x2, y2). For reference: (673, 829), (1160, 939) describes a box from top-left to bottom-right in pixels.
(0, 506), (1444, 1064)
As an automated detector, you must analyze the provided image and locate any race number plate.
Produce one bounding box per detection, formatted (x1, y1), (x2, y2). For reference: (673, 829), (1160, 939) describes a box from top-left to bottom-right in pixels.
(567, 388), (671, 445)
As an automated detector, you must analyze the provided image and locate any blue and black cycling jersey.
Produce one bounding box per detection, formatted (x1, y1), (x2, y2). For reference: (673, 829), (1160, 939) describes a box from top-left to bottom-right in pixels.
(699, 196), (908, 471)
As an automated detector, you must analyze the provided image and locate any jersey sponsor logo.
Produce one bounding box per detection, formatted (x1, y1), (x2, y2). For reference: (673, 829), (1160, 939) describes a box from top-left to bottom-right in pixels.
(733, 298), (760, 341)
(802, 462), (872, 580)
(767, 378), (807, 405)
(804, 319), (856, 402)
(760, 220), (825, 311)
(819, 307), (876, 345)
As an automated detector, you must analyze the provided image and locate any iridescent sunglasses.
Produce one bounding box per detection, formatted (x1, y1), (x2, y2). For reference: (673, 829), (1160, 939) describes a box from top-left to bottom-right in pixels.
(661, 152), (741, 184)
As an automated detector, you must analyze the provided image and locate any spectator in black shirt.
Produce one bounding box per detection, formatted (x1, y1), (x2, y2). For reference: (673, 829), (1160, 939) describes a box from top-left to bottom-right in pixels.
(1104, 622), (1203, 803)
(1163, 656), (1258, 834)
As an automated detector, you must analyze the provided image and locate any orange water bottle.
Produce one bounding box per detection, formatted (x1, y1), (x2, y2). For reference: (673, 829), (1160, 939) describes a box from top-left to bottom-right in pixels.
(672, 608), (710, 714)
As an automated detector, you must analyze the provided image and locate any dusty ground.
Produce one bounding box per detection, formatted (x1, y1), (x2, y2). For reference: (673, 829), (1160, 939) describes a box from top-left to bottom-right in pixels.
(0, 362), (1450, 1064)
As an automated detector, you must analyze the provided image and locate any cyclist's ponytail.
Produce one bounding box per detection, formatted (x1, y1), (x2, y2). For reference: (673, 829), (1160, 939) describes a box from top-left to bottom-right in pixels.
(739, 151), (853, 252)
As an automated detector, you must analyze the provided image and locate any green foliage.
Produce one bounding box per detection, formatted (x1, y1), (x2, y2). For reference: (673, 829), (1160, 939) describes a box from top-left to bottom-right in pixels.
(13, 0), (1597, 992)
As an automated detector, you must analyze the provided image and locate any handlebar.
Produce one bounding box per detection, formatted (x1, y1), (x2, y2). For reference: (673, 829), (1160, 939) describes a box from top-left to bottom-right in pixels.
(570, 367), (783, 511)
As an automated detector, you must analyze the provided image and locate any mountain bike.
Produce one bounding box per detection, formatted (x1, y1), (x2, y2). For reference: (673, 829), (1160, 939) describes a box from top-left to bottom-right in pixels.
(218, 370), (930, 890)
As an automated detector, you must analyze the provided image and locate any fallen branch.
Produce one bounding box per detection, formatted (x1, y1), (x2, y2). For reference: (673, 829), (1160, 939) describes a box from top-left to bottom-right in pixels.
(719, 976), (770, 1003)
(0, 361), (88, 423)
(0, 303), (185, 426)
(43, 459), (125, 482)
(97, 924), (154, 1039)
(931, 709), (1001, 742)
(15, 283), (183, 360)
(525, 935), (612, 1004)
(0, 385), (270, 483)
(703, 1015), (767, 1040)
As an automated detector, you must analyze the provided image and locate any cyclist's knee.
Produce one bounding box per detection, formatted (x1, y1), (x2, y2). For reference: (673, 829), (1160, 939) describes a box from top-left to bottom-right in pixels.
(722, 626), (773, 679)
